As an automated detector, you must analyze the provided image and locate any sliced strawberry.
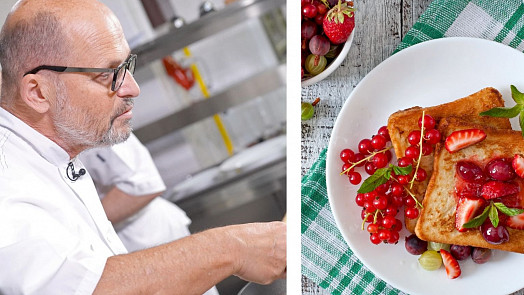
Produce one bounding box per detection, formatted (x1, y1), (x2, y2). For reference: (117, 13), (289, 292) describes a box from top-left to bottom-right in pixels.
(506, 212), (524, 230)
(444, 129), (486, 153)
(480, 181), (520, 200)
(455, 196), (486, 232)
(440, 249), (461, 279)
(455, 180), (482, 198)
(513, 154), (524, 178)
(496, 193), (523, 209)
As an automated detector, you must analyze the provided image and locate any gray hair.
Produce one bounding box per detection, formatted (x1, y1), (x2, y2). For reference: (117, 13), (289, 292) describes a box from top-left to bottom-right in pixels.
(0, 12), (69, 106)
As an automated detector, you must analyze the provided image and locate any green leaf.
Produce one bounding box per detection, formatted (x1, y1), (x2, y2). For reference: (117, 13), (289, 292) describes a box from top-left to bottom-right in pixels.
(520, 111), (524, 138)
(479, 104), (523, 118)
(463, 205), (490, 228)
(393, 164), (412, 176)
(511, 85), (524, 104)
(489, 204), (499, 227)
(357, 167), (390, 193)
(493, 202), (524, 216)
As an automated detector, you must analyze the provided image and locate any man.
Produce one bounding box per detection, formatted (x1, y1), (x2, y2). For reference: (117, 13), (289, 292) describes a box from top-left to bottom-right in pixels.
(0, 0), (286, 294)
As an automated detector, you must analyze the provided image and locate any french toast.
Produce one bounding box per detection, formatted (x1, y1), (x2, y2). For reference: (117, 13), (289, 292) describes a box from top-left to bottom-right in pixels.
(387, 87), (512, 232)
(415, 118), (524, 253)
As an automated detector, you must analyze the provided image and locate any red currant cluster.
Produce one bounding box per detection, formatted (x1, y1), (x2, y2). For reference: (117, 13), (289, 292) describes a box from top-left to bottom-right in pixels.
(356, 183), (404, 244)
(339, 126), (392, 185)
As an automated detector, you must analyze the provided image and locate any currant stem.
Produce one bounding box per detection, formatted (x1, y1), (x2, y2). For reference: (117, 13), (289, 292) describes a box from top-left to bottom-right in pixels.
(409, 111), (425, 189)
(340, 146), (393, 175)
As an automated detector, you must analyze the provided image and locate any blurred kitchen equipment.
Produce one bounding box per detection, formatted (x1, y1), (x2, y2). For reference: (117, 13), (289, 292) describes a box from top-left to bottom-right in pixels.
(199, 1), (216, 16)
(170, 14), (186, 28)
(238, 279), (286, 295)
(162, 55), (195, 90)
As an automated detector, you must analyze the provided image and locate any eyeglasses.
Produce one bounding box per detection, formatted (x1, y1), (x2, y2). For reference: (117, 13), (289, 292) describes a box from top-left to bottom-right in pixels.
(23, 54), (137, 92)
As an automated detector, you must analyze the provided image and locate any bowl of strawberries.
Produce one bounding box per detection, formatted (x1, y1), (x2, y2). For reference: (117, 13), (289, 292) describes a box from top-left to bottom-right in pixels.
(301, 0), (355, 87)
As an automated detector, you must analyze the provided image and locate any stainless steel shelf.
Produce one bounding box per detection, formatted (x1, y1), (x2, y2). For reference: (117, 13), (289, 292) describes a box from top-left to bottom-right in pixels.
(132, 0), (286, 68)
(133, 64), (286, 143)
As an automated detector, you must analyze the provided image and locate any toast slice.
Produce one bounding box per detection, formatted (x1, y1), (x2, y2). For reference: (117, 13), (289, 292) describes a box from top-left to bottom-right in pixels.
(415, 118), (524, 253)
(387, 87), (511, 232)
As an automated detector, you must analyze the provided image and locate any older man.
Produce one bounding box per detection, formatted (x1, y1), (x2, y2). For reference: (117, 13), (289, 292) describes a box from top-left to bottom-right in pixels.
(0, 0), (286, 294)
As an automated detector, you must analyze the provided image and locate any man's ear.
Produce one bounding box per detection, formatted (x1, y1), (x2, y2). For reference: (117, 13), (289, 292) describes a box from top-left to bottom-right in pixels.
(19, 74), (51, 114)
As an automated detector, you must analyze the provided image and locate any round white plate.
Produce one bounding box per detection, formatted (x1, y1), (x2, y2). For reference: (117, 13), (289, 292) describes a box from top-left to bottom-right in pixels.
(301, 31), (354, 87)
(326, 37), (524, 295)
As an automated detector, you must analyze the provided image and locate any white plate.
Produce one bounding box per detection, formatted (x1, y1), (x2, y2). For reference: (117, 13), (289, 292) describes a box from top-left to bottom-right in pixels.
(301, 31), (354, 87)
(326, 37), (524, 295)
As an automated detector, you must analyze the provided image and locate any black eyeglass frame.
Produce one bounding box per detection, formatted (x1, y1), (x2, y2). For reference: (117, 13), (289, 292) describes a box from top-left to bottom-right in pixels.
(23, 54), (137, 92)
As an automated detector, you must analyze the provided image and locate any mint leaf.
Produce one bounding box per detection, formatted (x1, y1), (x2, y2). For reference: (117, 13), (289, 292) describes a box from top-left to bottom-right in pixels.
(357, 167), (390, 193)
(489, 204), (499, 227)
(463, 205), (490, 228)
(520, 111), (524, 135)
(511, 85), (524, 104)
(393, 164), (412, 176)
(479, 104), (523, 118)
(493, 202), (524, 216)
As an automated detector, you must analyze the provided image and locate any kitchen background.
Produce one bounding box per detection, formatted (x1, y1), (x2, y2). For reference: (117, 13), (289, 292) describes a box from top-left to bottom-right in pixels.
(0, 0), (287, 293)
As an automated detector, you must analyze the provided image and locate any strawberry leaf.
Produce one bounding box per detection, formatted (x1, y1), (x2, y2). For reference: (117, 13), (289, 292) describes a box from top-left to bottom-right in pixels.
(511, 85), (524, 104)
(357, 167), (390, 193)
(489, 204), (499, 227)
(463, 205), (490, 228)
(493, 202), (524, 216)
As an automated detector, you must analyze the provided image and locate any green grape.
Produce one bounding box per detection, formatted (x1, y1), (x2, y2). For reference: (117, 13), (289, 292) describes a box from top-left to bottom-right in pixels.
(301, 102), (314, 120)
(427, 241), (451, 252)
(305, 54), (327, 76)
(418, 250), (442, 271)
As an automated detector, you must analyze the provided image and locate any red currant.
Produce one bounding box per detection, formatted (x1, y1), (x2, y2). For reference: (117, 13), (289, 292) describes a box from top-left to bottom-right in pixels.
(405, 207), (420, 219)
(425, 128), (442, 144)
(405, 146), (420, 159)
(361, 209), (373, 222)
(313, 13), (324, 25)
(375, 183), (390, 194)
(367, 223), (379, 234)
(397, 156), (413, 167)
(348, 171), (362, 185)
(404, 196), (416, 208)
(421, 142), (432, 156)
(384, 149), (392, 161)
(363, 191), (377, 202)
(378, 229), (392, 241)
(407, 130), (421, 146)
(382, 215), (396, 228)
(391, 183), (404, 197)
(415, 168), (427, 182)
(387, 230), (400, 244)
(373, 195), (388, 210)
(377, 126), (390, 141)
(371, 135), (387, 150)
(316, 2), (328, 14)
(355, 194), (365, 207)
(372, 153), (388, 168)
(341, 163), (353, 174)
(391, 218), (403, 232)
(358, 139), (374, 155)
(340, 148), (355, 163)
(418, 114), (436, 130)
(384, 205), (398, 217)
(302, 4), (318, 18)
(365, 162), (377, 175)
(353, 153), (365, 167)
(397, 175), (409, 185)
(370, 233), (381, 244)
(390, 194), (404, 207)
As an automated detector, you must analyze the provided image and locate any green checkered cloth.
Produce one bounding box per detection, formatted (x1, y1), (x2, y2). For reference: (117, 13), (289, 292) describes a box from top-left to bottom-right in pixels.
(301, 1), (524, 294)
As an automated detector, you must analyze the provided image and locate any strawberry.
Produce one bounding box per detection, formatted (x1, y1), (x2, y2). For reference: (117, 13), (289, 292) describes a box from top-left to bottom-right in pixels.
(480, 180), (520, 200)
(513, 154), (524, 178)
(455, 196), (486, 232)
(322, 1), (355, 44)
(444, 129), (486, 153)
(440, 249), (461, 279)
(506, 212), (524, 229)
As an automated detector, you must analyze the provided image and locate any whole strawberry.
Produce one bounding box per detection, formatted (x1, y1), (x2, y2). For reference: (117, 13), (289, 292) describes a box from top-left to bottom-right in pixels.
(323, 0), (355, 44)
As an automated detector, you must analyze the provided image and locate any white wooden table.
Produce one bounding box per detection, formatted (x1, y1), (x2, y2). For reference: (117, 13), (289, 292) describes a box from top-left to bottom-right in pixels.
(300, 0), (524, 294)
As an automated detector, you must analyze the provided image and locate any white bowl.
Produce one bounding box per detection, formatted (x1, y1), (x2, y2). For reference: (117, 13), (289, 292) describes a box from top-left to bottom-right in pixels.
(301, 30), (354, 87)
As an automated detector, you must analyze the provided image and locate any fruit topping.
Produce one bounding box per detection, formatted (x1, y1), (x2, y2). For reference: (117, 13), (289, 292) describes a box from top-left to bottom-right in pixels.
(480, 180), (519, 200)
(427, 242), (450, 252)
(512, 154), (524, 178)
(405, 234), (428, 255)
(485, 158), (515, 181)
(471, 247), (491, 264)
(506, 212), (524, 230)
(440, 249), (461, 279)
(480, 219), (509, 245)
(455, 197), (486, 232)
(456, 161), (486, 183)
(444, 129), (487, 153)
(418, 250), (442, 271)
(322, 1), (355, 44)
(450, 245), (471, 261)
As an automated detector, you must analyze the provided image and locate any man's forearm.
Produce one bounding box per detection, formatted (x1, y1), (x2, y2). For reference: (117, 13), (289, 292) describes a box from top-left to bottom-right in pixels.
(101, 187), (161, 224)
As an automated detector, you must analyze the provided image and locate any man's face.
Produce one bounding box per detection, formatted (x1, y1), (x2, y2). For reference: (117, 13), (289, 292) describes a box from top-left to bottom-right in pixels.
(50, 14), (140, 149)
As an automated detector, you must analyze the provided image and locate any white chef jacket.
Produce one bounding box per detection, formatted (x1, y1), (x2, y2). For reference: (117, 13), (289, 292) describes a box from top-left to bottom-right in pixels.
(80, 134), (220, 295)
(0, 107), (127, 294)
(79, 133), (193, 252)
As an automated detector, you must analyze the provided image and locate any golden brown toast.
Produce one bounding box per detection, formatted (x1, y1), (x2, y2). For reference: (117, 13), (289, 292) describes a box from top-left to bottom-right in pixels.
(415, 118), (524, 253)
(387, 87), (512, 232)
